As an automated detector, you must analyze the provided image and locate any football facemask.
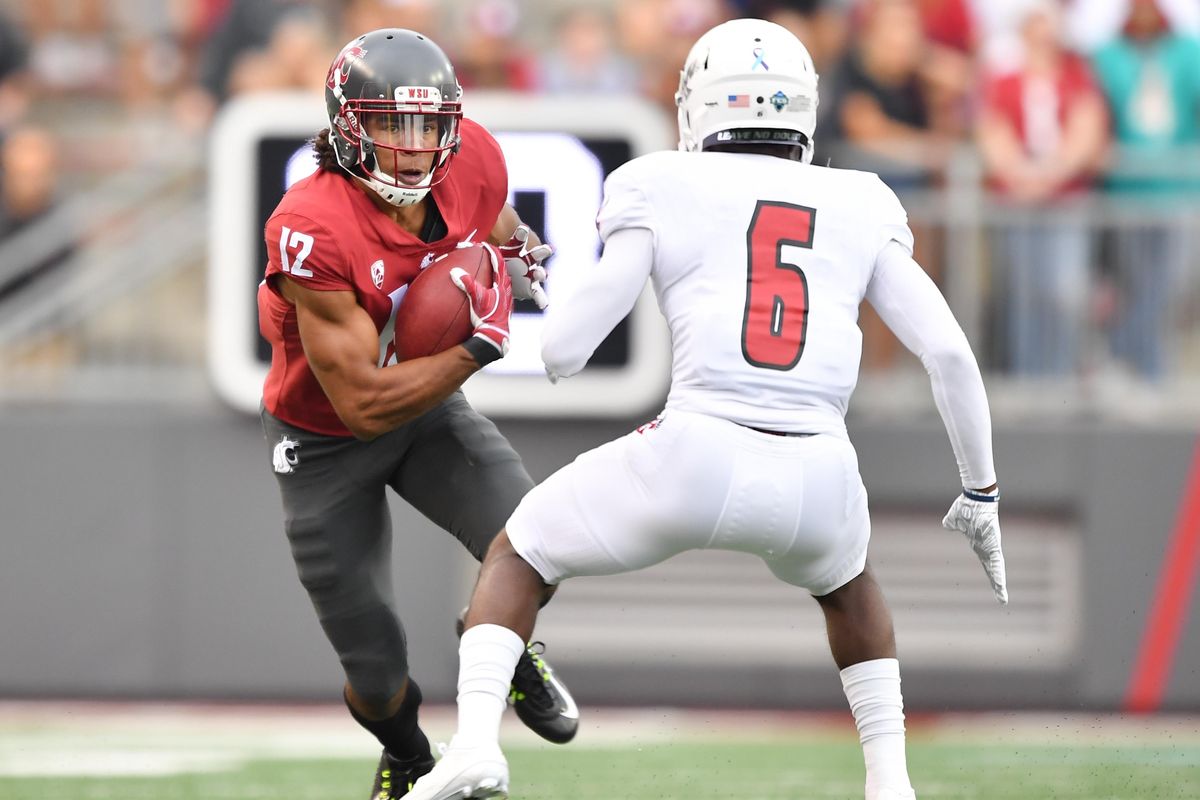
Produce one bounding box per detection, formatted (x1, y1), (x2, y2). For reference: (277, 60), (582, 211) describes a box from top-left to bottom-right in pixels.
(334, 97), (462, 205)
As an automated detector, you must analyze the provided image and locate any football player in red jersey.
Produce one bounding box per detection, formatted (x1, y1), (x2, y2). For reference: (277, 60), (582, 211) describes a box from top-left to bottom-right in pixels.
(257, 28), (573, 800)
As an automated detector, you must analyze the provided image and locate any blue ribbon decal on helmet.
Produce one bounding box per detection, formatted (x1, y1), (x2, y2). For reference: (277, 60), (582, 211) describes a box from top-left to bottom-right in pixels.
(751, 47), (769, 71)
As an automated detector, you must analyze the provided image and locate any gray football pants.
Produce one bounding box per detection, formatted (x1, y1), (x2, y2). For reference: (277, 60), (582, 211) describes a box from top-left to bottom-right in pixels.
(261, 392), (534, 710)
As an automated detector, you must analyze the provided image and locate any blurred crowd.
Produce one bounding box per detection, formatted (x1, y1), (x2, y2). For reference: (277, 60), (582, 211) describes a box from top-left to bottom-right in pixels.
(2, 0), (1200, 382)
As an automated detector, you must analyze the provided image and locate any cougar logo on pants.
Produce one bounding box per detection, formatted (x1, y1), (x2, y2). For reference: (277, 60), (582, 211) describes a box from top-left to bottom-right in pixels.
(273, 436), (301, 474)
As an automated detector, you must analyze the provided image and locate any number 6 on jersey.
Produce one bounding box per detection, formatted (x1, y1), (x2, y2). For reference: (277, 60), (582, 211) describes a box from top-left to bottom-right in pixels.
(741, 201), (816, 370)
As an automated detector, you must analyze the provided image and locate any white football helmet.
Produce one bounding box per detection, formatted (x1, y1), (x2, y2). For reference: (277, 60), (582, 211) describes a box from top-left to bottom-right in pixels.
(675, 19), (819, 163)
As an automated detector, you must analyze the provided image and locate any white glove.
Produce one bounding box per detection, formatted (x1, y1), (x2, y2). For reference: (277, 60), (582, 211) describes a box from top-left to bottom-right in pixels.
(498, 223), (551, 310)
(942, 489), (1009, 605)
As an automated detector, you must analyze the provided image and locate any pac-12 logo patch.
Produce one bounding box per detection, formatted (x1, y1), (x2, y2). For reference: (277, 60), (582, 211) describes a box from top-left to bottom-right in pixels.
(273, 436), (300, 474)
(370, 259), (385, 289)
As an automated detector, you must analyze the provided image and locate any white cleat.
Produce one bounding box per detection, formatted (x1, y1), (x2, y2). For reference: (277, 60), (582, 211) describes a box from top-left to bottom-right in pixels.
(404, 742), (509, 800)
(870, 788), (917, 800)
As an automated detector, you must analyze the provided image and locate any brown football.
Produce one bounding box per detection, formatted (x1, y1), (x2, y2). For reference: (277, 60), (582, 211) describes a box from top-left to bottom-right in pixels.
(393, 244), (493, 361)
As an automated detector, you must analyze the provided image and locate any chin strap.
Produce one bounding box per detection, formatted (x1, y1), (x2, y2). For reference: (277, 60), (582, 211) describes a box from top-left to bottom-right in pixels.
(356, 173), (429, 208)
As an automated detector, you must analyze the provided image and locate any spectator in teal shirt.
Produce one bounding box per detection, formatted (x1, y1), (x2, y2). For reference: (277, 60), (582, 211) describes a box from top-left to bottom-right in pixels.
(1092, 0), (1200, 379)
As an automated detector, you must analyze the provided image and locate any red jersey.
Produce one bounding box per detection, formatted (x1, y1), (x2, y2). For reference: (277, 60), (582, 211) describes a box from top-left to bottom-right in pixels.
(982, 56), (1104, 198)
(258, 118), (508, 436)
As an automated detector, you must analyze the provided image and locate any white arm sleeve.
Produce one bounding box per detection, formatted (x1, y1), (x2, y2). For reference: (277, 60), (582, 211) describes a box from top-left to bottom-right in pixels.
(865, 240), (997, 489)
(540, 227), (654, 379)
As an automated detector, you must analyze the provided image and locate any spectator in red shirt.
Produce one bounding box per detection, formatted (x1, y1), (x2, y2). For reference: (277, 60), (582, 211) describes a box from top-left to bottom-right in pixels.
(919, 0), (976, 53)
(976, 0), (1109, 377)
(915, 0), (979, 137)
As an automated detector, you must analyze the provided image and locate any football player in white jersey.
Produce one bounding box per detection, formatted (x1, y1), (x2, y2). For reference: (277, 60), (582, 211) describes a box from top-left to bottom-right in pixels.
(408, 18), (1006, 800)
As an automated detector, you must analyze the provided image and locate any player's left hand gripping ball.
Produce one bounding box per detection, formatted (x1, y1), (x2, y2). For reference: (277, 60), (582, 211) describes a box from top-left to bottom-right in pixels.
(499, 223), (552, 309)
(942, 490), (1009, 605)
(450, 245), (513, 366)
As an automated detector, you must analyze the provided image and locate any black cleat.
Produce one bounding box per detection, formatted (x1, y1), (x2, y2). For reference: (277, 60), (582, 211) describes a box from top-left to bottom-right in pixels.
(456, 612), (580, 744)
(370, 749), (435, 799)
(511, 640), (579, 744)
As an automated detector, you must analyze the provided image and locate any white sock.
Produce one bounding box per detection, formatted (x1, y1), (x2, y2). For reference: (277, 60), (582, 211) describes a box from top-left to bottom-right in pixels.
(453, 623), (526, 748)
(840, 658), (913, 795)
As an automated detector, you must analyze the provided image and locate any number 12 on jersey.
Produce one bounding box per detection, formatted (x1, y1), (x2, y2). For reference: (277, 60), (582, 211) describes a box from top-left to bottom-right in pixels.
(278, 226), (315, 278)
(741, 201), (816, 370)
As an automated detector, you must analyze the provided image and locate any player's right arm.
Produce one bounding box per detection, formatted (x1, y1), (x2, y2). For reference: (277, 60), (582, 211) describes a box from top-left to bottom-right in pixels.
(540, 227), (652, 381)
(278, 277), (481, 440)
(539, 158), (655, 381)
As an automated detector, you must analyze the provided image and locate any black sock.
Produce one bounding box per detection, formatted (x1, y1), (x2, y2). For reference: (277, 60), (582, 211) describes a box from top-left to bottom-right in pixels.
(345, 679), (433, 764)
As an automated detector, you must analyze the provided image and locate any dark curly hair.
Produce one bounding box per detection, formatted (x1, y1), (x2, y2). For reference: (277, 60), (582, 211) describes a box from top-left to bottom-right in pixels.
(312, 128), (351, 177)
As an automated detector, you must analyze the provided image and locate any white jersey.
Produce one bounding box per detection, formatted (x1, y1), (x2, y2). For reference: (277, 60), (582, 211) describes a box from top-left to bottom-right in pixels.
(596, 150), (913, 437)
(542, 149), (995, 488)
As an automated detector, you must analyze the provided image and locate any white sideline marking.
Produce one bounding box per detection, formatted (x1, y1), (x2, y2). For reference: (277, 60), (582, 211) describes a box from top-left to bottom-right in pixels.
(0, 702), (847, 777)
(0, 751), (239, 777)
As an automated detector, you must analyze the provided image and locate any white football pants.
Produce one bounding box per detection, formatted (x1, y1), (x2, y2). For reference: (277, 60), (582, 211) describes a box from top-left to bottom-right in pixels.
(506, 410), (870, 595)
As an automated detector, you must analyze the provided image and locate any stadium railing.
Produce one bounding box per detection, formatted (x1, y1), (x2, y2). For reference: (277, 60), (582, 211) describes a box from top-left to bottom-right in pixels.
(0, 137), (1197, 424)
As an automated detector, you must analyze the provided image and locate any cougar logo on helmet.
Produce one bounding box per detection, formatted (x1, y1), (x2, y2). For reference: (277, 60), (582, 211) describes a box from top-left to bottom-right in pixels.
(326, 44), (367, 94)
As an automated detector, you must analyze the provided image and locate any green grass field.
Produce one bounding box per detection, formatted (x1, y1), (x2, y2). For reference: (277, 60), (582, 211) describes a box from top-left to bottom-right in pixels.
(1, 703), (1197, 799)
